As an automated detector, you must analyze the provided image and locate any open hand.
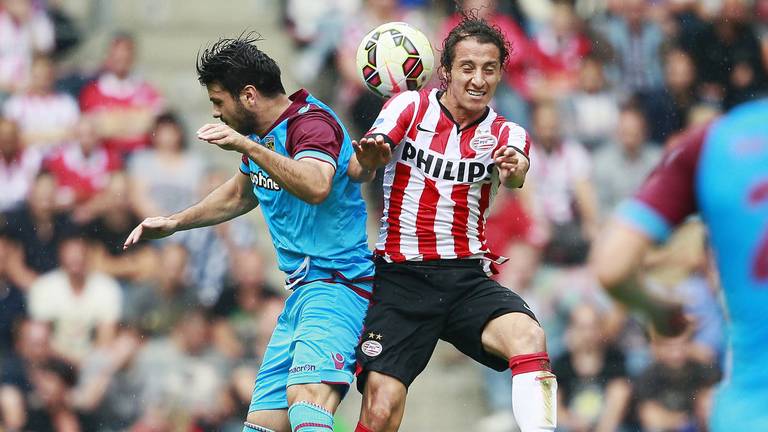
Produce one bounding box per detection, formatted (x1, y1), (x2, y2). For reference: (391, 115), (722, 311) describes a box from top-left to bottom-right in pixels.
(123, 217), (179, 250)
(352, 135), (392, 171)
(493, 146), (528, 187)
(197, 123), (249, 152)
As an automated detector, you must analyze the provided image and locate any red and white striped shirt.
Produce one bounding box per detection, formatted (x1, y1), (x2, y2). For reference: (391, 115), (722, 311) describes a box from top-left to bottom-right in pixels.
(367, 88), (531, 263)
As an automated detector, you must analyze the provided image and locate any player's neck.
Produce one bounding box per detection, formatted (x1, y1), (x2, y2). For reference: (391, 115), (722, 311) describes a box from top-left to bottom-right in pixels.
(253, 94), (292, 136)
(439, 90), (486, 130)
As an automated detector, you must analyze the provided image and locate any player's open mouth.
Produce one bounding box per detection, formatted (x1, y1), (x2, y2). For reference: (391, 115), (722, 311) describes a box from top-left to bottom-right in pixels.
(467, 89), (485, 97)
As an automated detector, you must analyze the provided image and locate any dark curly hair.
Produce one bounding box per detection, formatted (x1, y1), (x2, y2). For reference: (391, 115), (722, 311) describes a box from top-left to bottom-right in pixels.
(439, 13), (511, 88)
(196, 32), (285, 98)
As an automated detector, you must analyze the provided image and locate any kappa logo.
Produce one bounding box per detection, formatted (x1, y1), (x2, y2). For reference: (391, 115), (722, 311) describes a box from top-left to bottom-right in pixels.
(331, 353), (345, 370)
(470, 133), (498, 153)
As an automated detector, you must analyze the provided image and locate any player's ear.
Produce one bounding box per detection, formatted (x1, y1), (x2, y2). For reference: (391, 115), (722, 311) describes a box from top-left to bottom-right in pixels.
(240, 85), (259, 107)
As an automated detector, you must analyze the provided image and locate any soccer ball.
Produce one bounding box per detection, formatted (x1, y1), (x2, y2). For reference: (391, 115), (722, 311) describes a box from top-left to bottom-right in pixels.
(356, 22), (434, 98)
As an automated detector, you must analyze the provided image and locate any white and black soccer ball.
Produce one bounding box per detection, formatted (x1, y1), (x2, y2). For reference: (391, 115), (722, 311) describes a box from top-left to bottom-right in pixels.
(356, 21), (435, 98)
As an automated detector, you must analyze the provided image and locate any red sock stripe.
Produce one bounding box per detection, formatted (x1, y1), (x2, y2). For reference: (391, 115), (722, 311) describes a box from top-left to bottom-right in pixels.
(355, 423), (374, 432)
(508, 352), (551, 375)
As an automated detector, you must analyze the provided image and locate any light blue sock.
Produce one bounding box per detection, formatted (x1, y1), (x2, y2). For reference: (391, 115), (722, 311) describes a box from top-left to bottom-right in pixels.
(242, 421), (275, 432)
(288, 401), (334, 431)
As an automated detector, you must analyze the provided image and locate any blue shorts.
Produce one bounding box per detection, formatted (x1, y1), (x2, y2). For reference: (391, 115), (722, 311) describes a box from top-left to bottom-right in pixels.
(248, 280), (370, 411)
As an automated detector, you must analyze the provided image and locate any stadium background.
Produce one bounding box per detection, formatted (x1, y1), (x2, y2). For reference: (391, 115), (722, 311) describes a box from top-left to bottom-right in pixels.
(0, 0), (766, 430)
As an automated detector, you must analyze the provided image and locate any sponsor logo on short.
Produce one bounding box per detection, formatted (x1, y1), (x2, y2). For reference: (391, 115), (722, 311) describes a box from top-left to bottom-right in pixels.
(361, 340), (383, 357)
(331, 353), (345, 370)
(470, 134), (498, 152)
(289, 364), (316, 374)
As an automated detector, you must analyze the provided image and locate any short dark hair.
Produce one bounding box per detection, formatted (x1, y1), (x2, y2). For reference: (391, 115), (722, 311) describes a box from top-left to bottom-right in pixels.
(440, 15), (511, 88)
(196, 32), (285, 98)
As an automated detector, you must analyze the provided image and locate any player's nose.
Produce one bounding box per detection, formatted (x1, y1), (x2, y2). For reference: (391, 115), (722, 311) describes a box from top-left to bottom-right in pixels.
(471, 69), (484, 86)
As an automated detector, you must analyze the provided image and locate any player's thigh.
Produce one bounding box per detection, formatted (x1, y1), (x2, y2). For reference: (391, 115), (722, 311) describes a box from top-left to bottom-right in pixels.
(249, 307), (294, 412)
(356, 262), (446, 391)
(442, 275), (540, 370)
(245, 409), (290, 432)
(288, 281), (369, 395)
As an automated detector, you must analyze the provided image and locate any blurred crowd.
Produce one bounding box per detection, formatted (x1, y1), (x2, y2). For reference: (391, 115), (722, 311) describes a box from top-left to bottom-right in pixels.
(1, 0), (767, 431)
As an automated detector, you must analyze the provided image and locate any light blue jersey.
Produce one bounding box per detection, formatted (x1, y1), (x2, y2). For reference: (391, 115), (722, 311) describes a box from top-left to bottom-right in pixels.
(238, 89), (373, 412)
(239, 89), (374, 289)
(617, 98), (768, 431)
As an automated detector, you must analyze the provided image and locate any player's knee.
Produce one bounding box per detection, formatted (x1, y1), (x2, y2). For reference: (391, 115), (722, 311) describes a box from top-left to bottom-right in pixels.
(362, 377), (405, 427)
(503, 315), (547, 356)
(244, 412), (278, 432)
(516, 320), (546, 354)
(485, 313), (547, 357)
(286, 383), (330, 408)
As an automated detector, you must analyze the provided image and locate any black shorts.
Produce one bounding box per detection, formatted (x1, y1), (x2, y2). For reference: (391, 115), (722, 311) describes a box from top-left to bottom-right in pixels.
(355, 258), (538, 392)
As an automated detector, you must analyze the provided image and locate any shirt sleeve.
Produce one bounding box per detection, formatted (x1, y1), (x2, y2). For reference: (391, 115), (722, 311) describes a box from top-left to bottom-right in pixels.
(500, 122), (532, 160)
(239, 154), (250, 175)
(285, 111), (343, 170)
(365, 90), (421, 146)
(614, 125), (707, 243)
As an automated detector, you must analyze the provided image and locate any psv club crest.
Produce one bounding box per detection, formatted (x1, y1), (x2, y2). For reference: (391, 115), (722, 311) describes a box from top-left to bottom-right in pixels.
(470, 133), (498, 153)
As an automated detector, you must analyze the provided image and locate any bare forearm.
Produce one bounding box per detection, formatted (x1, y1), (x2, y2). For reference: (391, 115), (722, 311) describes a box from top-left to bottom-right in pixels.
(348, 154), (377, 183)
(242, 141), (331, 204)
(171, 176), (257, 231)
(501, 171), (526, 189)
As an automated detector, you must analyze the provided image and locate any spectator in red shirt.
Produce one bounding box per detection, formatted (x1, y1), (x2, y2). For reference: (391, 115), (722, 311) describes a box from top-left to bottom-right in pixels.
(529, 0), (592, 98)
(45, 117), (121, 216)
(79, 33), (163, 159)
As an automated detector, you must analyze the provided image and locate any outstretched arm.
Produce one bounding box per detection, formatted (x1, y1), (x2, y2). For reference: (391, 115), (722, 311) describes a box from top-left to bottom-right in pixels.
(589, 219), (687, 336)
(123, 173), (257, 249)
(348, 134), (393, 183)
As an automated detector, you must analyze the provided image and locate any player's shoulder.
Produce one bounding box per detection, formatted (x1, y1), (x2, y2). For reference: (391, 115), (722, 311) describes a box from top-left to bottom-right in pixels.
(494, 116), (527, 136)
(386, 88), (429, 106)
(289, 102), (341, 132)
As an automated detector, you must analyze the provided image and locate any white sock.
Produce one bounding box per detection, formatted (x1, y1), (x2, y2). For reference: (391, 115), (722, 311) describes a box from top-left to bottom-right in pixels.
(511, 370), (557, 431)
